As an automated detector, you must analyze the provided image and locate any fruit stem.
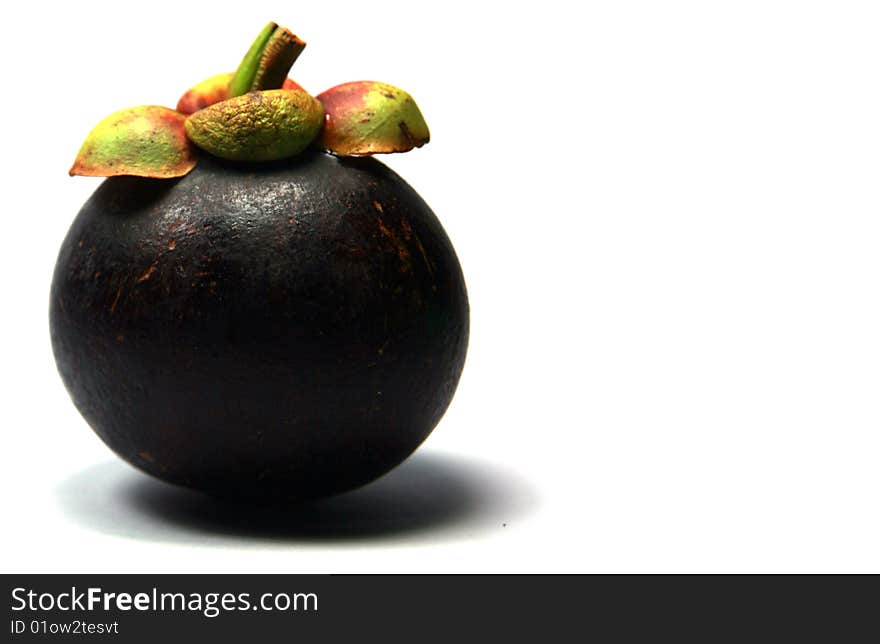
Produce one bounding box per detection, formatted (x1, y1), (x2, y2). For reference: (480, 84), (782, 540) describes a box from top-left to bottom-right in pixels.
(229, 22), (306, 97)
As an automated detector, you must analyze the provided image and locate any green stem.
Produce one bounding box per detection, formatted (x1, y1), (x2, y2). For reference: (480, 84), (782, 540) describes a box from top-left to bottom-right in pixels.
(229, 22), (275, 96)
(229, 22), (306, 97)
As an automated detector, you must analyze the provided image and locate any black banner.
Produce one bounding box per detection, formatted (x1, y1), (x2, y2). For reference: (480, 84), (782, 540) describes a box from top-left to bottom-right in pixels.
(3, 574), (876, 641)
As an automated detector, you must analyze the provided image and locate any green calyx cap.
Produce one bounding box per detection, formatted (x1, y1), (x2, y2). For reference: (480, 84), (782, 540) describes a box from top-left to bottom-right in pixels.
(70, 106), (196, 178)
(70, 21), (433, 180)
(317, 81), (430, 156)
(185, 89), (323, 161)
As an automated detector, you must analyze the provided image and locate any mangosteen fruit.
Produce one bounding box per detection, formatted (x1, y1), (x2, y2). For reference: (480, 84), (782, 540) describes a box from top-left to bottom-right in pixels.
(51, 22), (468, 499)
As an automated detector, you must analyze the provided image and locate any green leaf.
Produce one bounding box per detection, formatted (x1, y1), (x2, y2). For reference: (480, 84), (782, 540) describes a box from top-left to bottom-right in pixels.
(177, 74), (306, 115)
(185, 89), (323, 161)
(70, 106), (196, 178)
(316, 81), (430, 156)
(177, 72), (234, 114)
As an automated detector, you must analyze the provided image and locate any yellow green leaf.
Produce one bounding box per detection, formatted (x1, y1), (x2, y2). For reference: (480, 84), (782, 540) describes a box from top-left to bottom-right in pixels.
(70, 106), (196, 178)
(177, 73), (307, 114)
(185, 89), (323, 161)
(177, 73), (234, 115)
(316, 81), (430, 156)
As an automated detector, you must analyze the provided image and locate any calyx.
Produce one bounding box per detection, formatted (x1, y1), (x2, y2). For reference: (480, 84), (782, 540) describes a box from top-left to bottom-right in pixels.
(70, 21), (431, 179)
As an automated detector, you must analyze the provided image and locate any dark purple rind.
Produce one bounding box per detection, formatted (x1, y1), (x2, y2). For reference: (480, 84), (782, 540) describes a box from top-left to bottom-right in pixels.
(50, 151), (468, 500)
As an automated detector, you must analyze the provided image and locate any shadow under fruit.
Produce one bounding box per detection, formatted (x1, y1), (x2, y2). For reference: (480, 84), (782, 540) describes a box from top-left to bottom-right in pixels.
(50, 152), (469, 499)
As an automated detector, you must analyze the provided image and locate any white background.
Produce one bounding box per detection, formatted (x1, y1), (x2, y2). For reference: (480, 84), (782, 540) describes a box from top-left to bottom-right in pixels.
(2, 0), (879, 573)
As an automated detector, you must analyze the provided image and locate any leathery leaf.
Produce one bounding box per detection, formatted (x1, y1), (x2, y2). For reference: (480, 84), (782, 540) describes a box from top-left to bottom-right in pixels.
(316, 81), (430, 156)
(185, 89), (323, 161)
(177, 73), (306, 114)
(69, 106), (196, 178)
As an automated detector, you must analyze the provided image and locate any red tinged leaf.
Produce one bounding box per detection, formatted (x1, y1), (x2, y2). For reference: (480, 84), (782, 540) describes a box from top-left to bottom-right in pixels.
(282, 78), (305, 92)
(317, 81), (430, 156)
(177, 73), (234, 114)
(178, 74), (306, 114)
(70, 106), (196, 178)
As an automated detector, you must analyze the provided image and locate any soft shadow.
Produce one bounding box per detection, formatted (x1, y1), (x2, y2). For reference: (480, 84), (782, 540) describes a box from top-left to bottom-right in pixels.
(56, 451), (535, 545)
(92, 175), (181, 215)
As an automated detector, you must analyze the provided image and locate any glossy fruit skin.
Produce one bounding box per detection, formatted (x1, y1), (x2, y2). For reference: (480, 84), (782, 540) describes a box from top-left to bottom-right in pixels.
(50, 151), (468, 500)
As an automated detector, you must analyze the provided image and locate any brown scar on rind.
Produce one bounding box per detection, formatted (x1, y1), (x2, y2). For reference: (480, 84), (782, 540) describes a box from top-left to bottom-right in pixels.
(110, 285), (123, 314)
(137, 262), (159, 283)
(412, 230), (435, 276)
(400, 217), (413, 239)
(376, 215), (413, 272)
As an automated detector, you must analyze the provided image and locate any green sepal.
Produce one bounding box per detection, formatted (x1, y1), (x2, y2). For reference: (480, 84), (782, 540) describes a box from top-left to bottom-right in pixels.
(177, 72), (234, 114)
(316, 81), (430, 156)
(185, 89), (323, 161)
(70, 106), (197, 178)
(177, 73), (306, 114)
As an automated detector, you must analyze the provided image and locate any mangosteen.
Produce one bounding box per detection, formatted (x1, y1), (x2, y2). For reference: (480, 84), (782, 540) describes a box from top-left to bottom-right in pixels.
(50, 22), (468, 499)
